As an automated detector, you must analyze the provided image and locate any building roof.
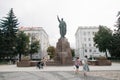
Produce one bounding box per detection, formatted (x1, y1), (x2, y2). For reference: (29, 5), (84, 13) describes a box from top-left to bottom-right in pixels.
(75, 26), (98, 35)
(19, 26), (43, 31)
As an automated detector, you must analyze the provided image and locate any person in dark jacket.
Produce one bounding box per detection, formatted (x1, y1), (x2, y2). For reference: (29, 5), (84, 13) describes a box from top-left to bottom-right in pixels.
(36, 60), (44, 69)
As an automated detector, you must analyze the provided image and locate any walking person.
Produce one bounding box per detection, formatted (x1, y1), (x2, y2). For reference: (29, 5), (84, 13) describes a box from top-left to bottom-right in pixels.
(36, 61), (41, 69)
(74, 57), (81, 74)
(42, 57), (47, 67)
(36, 59), (44, 69)
(82, 55), (90, 76)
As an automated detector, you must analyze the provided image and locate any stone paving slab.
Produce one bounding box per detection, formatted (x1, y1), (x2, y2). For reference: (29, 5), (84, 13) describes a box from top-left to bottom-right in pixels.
(0, 71), (120, 80)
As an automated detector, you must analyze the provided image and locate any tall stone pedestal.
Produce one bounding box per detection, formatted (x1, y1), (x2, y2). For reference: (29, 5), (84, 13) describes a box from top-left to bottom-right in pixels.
(54, 37), (73, 65)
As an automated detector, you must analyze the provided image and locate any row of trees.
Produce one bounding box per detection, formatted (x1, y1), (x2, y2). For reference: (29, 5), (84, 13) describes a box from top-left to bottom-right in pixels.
(94, 12), (120, 58)
(0, 8), (39, 61)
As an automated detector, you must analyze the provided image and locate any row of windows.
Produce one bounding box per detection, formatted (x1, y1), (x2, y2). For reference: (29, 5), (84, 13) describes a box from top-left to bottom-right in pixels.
(84, 37), (93, 41)
(84, 49), (97, 53)
(77, 38), (93, 45)
(83, 31), (96, 35)
(76, 43), (94, 48)
(83, 43), (94, 47)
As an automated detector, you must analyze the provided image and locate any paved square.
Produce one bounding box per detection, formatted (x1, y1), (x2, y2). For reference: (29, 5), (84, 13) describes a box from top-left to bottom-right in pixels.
(0, 63), (120, 80)
(0, 71), (120, 80)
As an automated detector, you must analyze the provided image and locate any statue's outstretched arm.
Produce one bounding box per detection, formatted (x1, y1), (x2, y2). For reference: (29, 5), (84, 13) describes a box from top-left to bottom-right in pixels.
(57, 15), (60, 22)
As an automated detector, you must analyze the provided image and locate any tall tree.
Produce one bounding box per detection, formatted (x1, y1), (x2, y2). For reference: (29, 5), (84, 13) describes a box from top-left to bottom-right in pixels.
(0, 8), (19, 59)
(29, 40), (40, 60)
(111, 11), (120, 57)
(47, 46), (55, 59)
(71, 49), (75, 58)
(16, 31), (29, 61)
(93, 25), (112, 58)
(116, 11), (120, 31)
(0, 26), (4, 59)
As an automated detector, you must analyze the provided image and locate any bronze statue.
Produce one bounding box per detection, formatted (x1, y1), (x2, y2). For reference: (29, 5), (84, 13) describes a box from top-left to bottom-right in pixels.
(57, 16), (66, 38)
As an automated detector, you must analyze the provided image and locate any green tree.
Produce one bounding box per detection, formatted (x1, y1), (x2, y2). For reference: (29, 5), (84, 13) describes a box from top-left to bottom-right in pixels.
(0, 27), (4, 59)
(110, 12), (120, 58)
(29, 40), (40, 60)
(47, 46), (55, 59)
(110, 34), (120, 57)
(116, 11), (120, 31)
(93, 25), (112, 58)
(0, 8), (19, 59)
(16, 31), (29, 61)
(71, 49), (75, 58)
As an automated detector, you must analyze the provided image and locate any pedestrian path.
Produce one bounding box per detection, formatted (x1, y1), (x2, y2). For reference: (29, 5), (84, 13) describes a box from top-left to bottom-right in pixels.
(0, 63), (120, 71)
(0, 63), (120, 80)
(0, 71), (120, 80)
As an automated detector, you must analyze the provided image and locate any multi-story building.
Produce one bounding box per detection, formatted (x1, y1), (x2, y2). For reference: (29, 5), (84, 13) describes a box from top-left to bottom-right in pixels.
(75, 26), (106, 59)
(19, 27), (49, 59)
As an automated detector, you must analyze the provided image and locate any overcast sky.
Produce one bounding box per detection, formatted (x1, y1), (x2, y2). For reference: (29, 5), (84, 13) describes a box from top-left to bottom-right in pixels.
(0, 0), (120, 48)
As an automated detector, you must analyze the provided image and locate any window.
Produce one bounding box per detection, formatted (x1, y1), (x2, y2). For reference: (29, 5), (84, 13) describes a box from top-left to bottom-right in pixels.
(89, 43), (91, 47)
(88, 38), (91, 41)
(84, 44), (87, 47)
(92, 32), (95, 35)
(85, 49), (87, 52)
(84, 38), (86, 41)
(88, 32), (90, 35)
(83, 32), (86, 35)
(93, 44), (95, 47)
(89, 49), (92, 52)
(94, 50), (96, 52)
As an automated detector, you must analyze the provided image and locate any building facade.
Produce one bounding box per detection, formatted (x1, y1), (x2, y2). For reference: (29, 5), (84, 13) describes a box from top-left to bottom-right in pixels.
(19, 27), (49, 59)
(75, 26), (106, 59)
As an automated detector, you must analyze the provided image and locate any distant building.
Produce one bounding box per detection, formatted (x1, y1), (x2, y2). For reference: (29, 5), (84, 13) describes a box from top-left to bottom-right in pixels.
(75, 26), (107, 59)
(19, 27), (49, 59)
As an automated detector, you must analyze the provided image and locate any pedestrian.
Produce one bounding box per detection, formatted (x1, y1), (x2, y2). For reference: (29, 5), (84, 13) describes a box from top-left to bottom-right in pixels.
(82, 55), (90, 76)
(74, 57), (81, 74)
(36, 59), (44, 69)
(42, 57), (47, 67)
(36, 61), (41, 69)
